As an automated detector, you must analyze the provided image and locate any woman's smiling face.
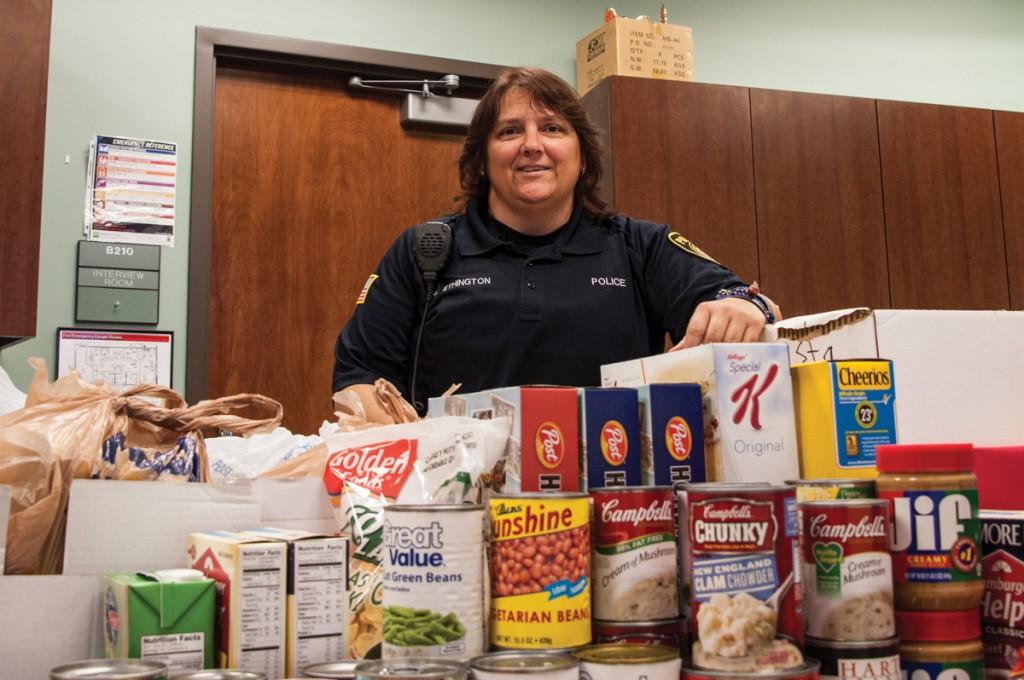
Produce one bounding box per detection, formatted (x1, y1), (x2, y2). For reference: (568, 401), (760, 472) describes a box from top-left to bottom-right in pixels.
(486, 87), (582, 229)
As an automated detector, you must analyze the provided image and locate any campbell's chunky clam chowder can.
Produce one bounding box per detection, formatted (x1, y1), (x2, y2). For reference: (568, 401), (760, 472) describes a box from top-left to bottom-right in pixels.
(489, 493), (591, 649)
(382, 505), (485, 660)
(590, 486), (679, 621)
(799, 500), (894, 642)
(575, 643), (681, 680)
(677, 483), (803, 665)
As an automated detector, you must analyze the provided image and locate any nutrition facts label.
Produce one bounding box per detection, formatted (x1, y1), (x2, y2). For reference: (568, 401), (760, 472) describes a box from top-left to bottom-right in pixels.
(141, 633), (204, 671)
(240, 546), (285, 674)
(295, 540), (348, 666)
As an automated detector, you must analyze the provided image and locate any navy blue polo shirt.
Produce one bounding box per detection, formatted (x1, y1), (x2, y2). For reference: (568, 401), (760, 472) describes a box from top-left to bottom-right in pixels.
(332, 197), (746, 406)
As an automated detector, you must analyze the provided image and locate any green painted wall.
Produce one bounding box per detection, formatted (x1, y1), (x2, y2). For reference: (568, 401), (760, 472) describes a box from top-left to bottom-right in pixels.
(3, 0), (1023, 394)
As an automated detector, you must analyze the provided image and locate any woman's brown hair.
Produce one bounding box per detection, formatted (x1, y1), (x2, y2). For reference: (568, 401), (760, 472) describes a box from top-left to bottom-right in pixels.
(458, 67), (610, 218)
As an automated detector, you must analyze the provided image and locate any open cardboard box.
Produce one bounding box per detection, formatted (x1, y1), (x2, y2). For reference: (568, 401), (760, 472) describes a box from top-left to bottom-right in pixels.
(770, 308), (1024, 446)
(1, 477), (336, 678)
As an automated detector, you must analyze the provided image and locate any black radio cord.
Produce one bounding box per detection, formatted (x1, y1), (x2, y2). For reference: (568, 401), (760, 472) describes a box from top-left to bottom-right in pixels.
(409, 279), (436, 414)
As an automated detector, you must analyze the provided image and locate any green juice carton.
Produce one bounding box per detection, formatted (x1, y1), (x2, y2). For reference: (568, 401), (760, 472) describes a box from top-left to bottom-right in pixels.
(103, 570), (215, 671)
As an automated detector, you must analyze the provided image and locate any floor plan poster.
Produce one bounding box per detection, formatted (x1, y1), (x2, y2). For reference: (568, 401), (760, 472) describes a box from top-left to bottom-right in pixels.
(85, 134), (177, 247)
(56, 329), (173, 390)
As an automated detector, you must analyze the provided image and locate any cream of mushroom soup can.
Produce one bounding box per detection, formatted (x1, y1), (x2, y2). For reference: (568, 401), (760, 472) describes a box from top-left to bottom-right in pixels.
(590, 486), (679, 621)
(382, 505), (485, 660)
(575, 643), (681, 680)
(468, 651), (579, 679)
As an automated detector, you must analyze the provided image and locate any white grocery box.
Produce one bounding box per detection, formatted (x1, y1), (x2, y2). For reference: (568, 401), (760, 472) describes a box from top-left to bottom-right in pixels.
(601, 343), (800, 484)
(771, 308), (1024, 446)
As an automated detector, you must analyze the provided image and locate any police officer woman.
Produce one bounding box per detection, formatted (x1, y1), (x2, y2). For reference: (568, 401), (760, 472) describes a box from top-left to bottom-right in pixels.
(332, 67), (776, 413)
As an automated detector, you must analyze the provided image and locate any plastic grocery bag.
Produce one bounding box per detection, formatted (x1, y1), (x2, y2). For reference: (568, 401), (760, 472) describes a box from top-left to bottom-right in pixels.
(320, 416), (508, 659)
(322, 378), (419, 437)
(206, 427), (323, 481)
(0, 358), (283, 574)
(0, 364), (26, 416)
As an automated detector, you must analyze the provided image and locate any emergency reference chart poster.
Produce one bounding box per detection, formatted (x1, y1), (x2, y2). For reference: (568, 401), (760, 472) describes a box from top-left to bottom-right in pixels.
(85, 134), (177, 246)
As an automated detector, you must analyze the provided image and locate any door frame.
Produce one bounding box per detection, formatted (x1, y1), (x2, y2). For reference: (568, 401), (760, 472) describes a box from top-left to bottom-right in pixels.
(187, 26), (503, 403)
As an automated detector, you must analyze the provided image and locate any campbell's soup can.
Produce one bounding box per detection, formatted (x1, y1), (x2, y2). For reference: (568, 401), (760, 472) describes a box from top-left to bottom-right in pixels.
(468, 651), (579, 679)
(489, 493), (591, 649)
(575, 643), (681, 680)
(592, 618), (685, 649)
(799, 500), (894, 641)
(382, 505), (486, 660)
(677, 483), (803, 664)
(591, 486), (679, 621)
(682, 659), (821, 679)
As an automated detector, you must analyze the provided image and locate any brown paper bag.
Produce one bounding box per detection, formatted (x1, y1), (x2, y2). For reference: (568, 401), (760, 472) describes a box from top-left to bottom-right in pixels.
(0, 358), (283, 574)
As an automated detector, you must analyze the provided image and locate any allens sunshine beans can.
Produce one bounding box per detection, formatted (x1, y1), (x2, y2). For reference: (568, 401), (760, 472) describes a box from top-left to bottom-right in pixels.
(489, 493), (591, 649)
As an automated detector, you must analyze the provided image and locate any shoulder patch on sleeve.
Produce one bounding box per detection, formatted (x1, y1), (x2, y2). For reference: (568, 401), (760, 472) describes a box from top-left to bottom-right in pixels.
(667, 232), (720, 264)
(355, 274), (379, 304)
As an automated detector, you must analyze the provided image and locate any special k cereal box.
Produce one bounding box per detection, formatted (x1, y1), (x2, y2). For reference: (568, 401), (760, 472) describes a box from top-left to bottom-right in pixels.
(187, 531), (286, 676)
(428, 386), (579, 492)
(578, 387), (641, 490)
(601, 343), (800, 484)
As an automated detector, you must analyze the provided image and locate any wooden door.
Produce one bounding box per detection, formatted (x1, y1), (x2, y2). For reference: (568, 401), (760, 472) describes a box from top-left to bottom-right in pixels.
(585, 77), (759, 283)
(996, 110), (1024, 310)
(878, 101), (1008, 309)
(751, 89), (889, 317)
(209, 63), (467, 433)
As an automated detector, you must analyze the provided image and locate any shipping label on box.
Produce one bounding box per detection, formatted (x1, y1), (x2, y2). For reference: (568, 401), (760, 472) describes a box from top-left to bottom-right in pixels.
(188, 531), (286, 676)
(602, 343), (800, 484)
(242, 528), (349, 677)
(792, 360), (896, 479)
(636, 383), (707, 486)
(428, 386), (579, 492)
(103, 573), (215, 672)
(576, 16), (694, 97)
(579, 387), (641, 490)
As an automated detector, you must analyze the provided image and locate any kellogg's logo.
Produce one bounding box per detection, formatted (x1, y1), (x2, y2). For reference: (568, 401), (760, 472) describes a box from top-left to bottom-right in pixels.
(324, 439), (417, 499)
(535, 422), (565, 469)
(665, 416), (692, 461)
(600, 420), (628, 466)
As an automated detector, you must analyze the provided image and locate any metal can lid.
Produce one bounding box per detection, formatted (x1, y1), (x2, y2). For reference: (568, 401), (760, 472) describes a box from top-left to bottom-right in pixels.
(353, 658), (468, 679)
(51, 659), (168, 680)
(470, 652), (578, 673)
(574, 643), (679, 665)
(301, 661), (361, 679)
(169, 672), (265, 680)
(804, 636), (900, 651)
(589, 485), (674, 495)
(681, 658), (821, 678)
(797, 498), (888, 509)
(675, 482), (790, 493)
(490, 492), (589, 500)
(384, 504), (484, 513)
(592, 617), (682, 628)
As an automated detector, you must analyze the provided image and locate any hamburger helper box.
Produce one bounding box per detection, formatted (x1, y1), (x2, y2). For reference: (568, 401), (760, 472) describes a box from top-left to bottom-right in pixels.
(103, 571), (215, 671)
(601, 343), (800, 484)
(980, 510), (1024, 677)
(187, 531), (286, 676)
(240, 529), (349, 677)
(637, 383), (707, 485)
(791, 359), (897, 479)
(428, 386), (579, 492)
(578, 387), (642, 490)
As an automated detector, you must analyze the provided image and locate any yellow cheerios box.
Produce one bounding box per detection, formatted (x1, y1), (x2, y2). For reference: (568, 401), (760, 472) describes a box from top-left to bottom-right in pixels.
(791, 359), (897, 479)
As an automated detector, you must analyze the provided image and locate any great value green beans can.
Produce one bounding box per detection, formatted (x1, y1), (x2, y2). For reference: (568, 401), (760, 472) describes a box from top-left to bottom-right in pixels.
(382, 504), (485, 660)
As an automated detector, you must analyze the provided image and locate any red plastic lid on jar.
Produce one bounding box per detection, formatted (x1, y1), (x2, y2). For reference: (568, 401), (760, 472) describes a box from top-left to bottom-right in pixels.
(875, 443), (974, 473)
(895, 609), (981, 642)
(974, 446), (1024, 510)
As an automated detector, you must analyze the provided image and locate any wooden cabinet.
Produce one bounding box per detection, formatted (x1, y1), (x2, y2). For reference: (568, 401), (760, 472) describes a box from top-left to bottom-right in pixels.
(0, 0), (51, 346)
(584, 77), (1021, 315)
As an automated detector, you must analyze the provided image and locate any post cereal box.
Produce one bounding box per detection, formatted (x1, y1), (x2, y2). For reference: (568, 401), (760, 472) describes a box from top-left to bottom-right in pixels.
(241, 529), (348, 677)
(636, 383), (706, 486)
(601, 343), (800, 484)
(428, 386), (579, 492)
(579, 387), (641, 490)
(791, 359), (897, 479)
(187, 531), (286, 676)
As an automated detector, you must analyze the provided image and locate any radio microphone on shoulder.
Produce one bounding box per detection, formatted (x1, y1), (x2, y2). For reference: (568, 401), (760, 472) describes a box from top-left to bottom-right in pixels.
(414, 221), (453, 293)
